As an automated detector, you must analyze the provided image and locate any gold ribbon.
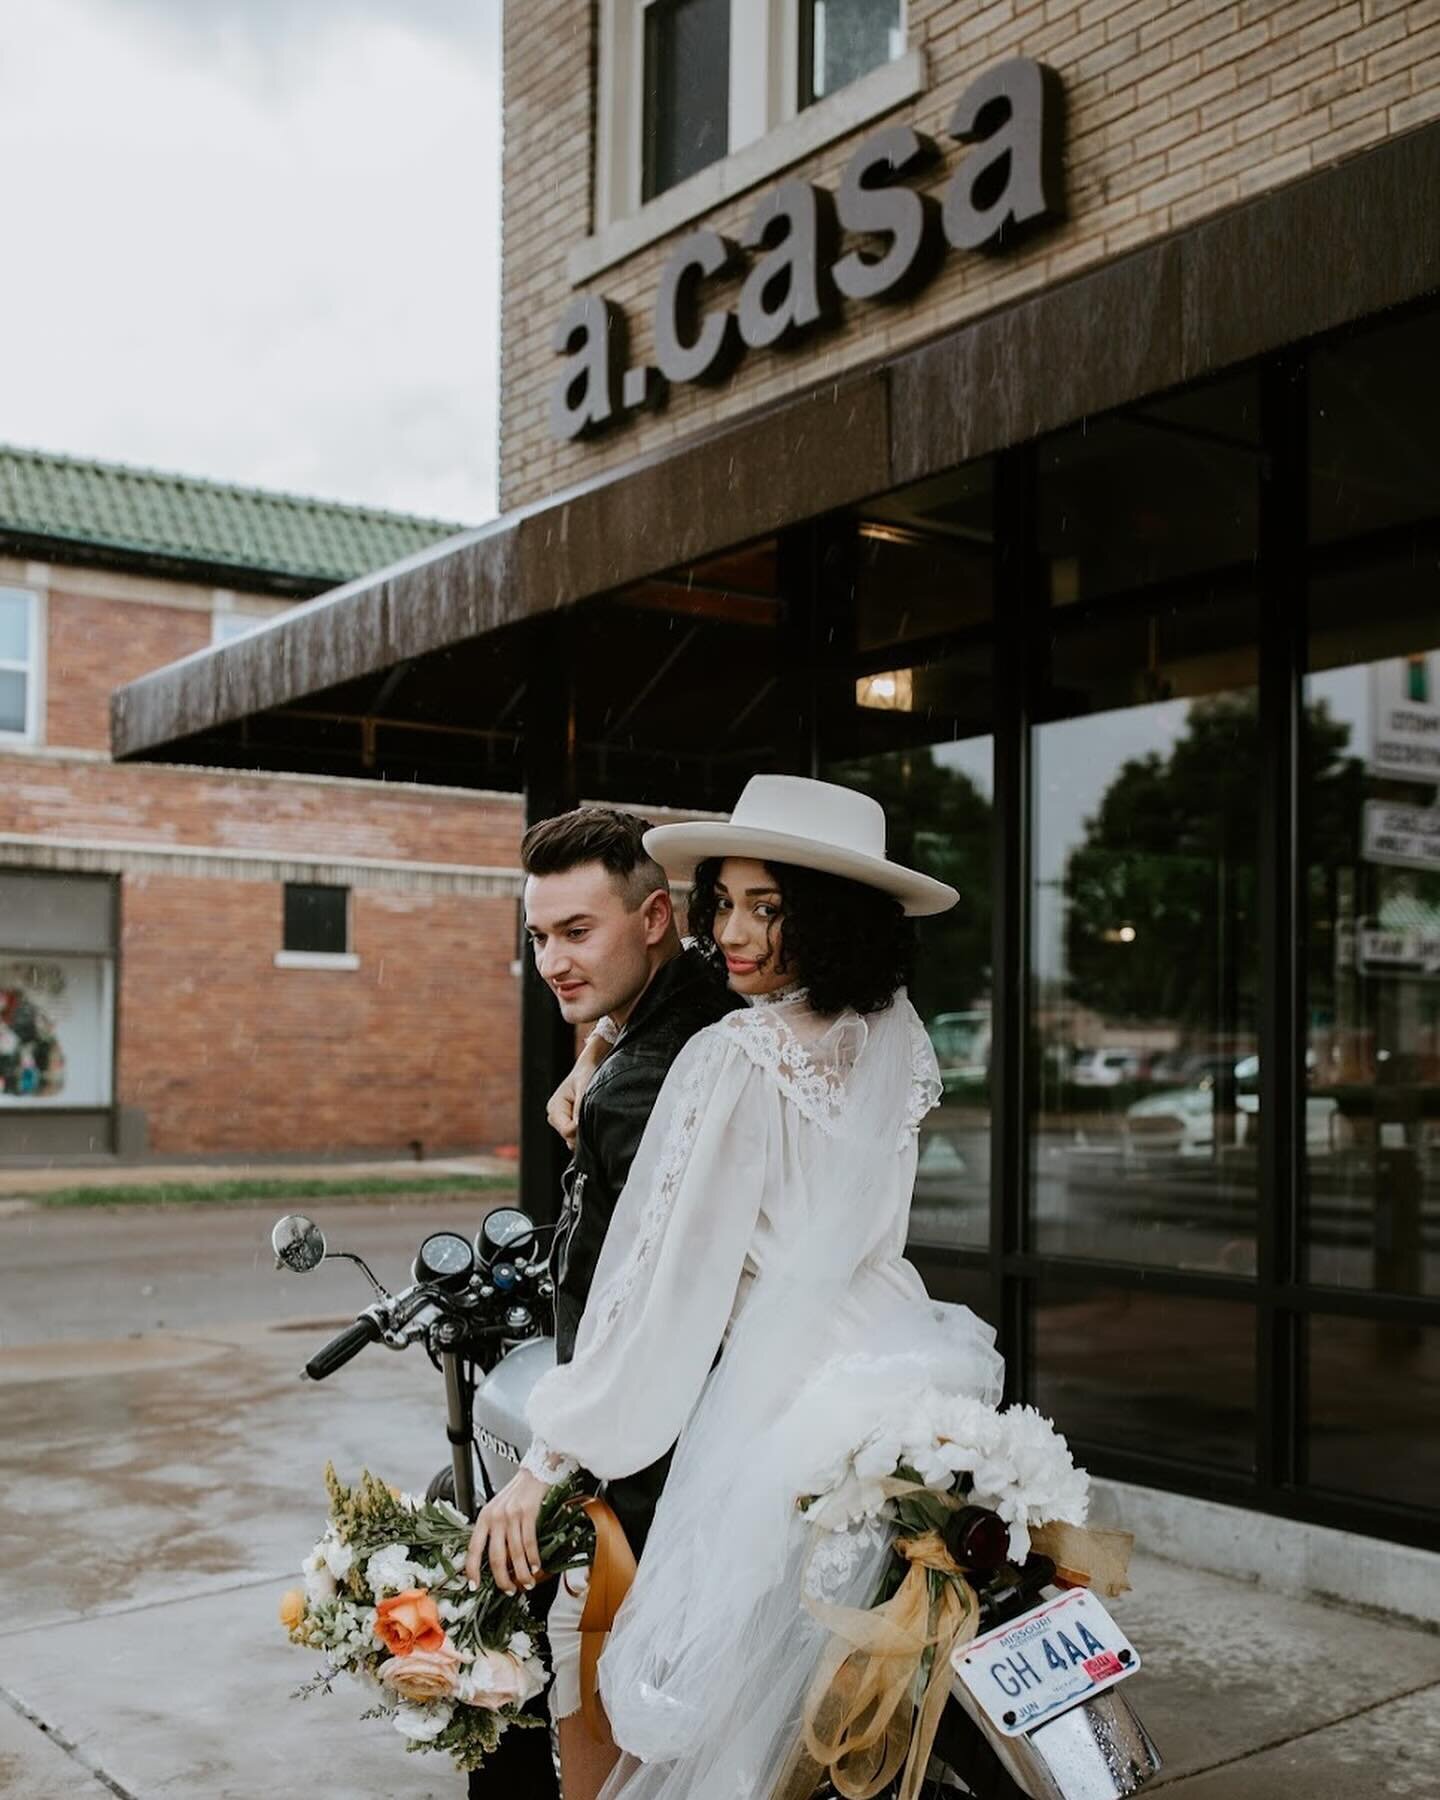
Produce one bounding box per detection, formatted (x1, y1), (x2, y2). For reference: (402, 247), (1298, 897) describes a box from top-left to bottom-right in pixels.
(543, 1495), (637, 1749)
(774, 1526), (980, 1800)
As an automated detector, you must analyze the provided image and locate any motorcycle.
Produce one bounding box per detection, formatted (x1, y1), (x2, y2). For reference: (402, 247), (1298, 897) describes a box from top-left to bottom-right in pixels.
(271, 1206), (1161, 1800)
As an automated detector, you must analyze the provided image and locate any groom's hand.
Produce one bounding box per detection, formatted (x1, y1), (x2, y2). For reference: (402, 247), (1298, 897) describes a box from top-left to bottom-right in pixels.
(465, 1469), (548, 1595)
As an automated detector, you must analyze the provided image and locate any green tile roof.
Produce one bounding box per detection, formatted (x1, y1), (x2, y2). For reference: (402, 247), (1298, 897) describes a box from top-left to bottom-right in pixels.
(0, 443), (469, 586)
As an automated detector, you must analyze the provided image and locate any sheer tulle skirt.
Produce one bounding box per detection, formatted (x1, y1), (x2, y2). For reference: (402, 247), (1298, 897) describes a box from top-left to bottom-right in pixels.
(596, 1276), (1002, 1799)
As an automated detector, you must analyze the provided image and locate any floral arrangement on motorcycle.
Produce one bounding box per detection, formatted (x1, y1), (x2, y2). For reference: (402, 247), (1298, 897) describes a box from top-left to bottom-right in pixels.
(786, 1380), (1132, 1800)
(280, 1464), (592, 1772)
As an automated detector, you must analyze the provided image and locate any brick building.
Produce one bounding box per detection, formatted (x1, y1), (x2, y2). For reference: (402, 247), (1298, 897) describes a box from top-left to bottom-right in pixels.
(0, 447), (526, 1160)
(113, 4), (1440, 1552)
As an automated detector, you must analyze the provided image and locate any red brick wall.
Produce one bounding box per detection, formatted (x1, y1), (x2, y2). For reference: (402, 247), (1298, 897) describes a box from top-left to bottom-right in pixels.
(46, 587), (212, 752)
(119, 874), (521, 1155)
(5, 755), (524, 867)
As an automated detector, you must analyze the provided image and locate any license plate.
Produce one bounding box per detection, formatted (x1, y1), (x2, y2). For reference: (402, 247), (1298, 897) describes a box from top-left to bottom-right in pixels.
(953, 1588), (1140, 1737)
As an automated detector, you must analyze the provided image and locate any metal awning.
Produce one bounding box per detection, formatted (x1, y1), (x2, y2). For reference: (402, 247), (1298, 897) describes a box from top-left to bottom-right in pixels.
(110, 123), (1440, 804)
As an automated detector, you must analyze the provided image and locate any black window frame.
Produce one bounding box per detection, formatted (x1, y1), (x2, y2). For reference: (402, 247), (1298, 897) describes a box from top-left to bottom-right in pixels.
(282, 882), (350, 957)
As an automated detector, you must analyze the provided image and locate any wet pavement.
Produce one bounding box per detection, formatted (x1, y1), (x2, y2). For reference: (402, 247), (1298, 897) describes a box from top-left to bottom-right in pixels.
(1, 1196), (1438, 1797)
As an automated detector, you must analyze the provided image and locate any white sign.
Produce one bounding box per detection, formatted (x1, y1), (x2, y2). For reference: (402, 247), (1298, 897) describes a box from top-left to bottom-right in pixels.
(953, 1588), (1140, 1737)
(1363, 801), (1440, 873)
(1369, 658), (1440, 785)
(1359, 927), (1440, 976)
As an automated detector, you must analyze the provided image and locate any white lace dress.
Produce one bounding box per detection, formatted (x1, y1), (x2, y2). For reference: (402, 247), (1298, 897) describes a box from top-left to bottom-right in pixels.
(523, 988), (1002, 1795)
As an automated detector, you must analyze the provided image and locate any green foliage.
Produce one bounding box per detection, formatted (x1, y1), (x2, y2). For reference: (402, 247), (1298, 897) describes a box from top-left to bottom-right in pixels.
(1062, 693), (1360, 1026)
(826, 748), (994, 1021)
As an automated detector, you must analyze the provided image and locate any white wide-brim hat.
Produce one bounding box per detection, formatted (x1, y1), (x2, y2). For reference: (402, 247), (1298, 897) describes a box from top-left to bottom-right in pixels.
(643, 775), (959, 917)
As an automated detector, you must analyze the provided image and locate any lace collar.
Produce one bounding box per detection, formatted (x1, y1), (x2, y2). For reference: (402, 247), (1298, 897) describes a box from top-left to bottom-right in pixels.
(747, 983), (810, 1009)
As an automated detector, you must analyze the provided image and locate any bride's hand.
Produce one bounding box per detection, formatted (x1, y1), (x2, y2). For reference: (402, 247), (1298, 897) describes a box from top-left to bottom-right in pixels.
(547, 1030), (612, 1148)
(465, 1468), (549, 1595)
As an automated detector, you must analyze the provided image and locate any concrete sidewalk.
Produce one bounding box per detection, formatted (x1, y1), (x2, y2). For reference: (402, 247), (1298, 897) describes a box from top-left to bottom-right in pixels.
(0, 1313), (1436, 1797)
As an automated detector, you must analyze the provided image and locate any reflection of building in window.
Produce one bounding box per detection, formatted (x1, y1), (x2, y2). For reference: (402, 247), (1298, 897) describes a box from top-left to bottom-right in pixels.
(802, 0), (904, 107)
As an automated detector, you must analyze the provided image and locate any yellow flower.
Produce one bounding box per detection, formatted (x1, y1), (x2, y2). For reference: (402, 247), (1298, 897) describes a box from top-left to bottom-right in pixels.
(279, 1588), (307, 1632)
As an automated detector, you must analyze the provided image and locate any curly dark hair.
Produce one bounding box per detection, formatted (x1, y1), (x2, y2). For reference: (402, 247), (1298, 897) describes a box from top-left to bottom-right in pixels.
(686, 858), (916, 1017)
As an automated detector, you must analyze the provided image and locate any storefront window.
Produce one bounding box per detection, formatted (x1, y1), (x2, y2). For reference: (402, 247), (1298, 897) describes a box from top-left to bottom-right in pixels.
(827, 645), (995, 1253)
(854, 464), (993, 652)
(1307, 1315), (1440, 1510)
(643, 0), (730, 200)
(801, 0), (904, 107)
(1030, 376), (1262, 1272)
(1304, 310), (1440, 1300)
(1032, 1284), (1256, 1472)
(1036, 380), (1259, 607)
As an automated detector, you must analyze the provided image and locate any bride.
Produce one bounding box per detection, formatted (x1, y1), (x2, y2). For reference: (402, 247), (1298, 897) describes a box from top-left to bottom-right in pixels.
(466, 775), (1004, 1799)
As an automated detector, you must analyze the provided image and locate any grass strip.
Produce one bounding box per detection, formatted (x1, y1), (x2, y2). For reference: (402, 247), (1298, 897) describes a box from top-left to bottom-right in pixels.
(29, 1174), (517, 1209)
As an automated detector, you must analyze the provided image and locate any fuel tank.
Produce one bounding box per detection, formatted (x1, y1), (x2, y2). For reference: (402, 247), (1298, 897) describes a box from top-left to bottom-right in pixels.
(471, 1335), (556, 1493)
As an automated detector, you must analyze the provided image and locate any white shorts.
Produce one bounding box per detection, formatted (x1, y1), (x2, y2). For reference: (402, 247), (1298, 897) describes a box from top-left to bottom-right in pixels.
(547, 1564), (590, 1724)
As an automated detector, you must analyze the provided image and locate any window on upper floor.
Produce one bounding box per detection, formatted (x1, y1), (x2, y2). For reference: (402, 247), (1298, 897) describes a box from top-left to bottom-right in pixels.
(799, 0), (904, 108)
(590, 0), (920, 251)
(643, 0), (732, 202)
(0, 588), (41, 743)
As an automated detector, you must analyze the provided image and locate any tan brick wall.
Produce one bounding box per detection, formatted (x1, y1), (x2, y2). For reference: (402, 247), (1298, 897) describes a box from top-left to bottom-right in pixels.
(118, 874), (520, 1154)
(500, 0), (1440, 511)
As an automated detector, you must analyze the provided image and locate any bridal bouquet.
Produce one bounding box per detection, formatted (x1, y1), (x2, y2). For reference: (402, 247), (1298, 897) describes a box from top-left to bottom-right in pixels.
(782, 1378), (1098, 1800)
(280, 1465), (592, 1772)
(798, 1372), (1090, 1558)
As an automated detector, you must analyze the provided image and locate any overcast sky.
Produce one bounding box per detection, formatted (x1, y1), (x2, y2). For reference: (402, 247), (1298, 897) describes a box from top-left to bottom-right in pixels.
(2, 0), (501, 524)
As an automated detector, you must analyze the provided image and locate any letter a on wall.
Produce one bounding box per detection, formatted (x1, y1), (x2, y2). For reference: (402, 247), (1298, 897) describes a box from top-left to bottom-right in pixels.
(550, 296), (626, 441)
(944, 58), (1064, 253)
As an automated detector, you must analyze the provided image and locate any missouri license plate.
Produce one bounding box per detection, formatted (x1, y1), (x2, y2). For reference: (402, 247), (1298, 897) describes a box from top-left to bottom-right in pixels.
(953, 1588), (1140, 1737)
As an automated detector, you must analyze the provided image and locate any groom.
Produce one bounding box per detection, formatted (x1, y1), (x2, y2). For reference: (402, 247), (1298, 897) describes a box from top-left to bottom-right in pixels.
(469, 805), (736, 1798)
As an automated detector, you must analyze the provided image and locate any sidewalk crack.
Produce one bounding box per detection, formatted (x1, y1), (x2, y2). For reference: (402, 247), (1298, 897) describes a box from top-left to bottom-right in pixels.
(0, 1682), (138, 1799)
(1147, 1675), (1440, 1789)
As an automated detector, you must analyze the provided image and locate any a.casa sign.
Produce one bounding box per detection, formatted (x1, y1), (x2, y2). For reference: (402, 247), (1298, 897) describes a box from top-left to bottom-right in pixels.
(551, 56), (1064, 443)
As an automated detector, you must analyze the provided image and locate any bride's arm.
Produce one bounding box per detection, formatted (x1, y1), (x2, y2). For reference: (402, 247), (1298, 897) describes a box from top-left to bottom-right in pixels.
(523, 1022), (768, 1482)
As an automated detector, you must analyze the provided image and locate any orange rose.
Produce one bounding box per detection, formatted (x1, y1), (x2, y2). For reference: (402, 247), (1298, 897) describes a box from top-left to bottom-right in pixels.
(374, 1588), (446, 1656)
(279, 1589), (306, 1632)
(379, 1641), (462, 1703)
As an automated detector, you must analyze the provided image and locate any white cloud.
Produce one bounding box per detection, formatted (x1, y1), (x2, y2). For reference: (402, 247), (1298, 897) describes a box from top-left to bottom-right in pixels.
(0, 0), (501, 522)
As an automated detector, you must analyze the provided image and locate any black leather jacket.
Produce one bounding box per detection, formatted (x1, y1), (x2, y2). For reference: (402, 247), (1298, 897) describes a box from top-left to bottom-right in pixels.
(552, 944), (737, 1550)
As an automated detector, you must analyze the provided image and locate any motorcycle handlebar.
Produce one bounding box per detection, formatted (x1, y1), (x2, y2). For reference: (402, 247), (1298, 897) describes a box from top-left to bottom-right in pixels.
(305, 1314), (382, 1380)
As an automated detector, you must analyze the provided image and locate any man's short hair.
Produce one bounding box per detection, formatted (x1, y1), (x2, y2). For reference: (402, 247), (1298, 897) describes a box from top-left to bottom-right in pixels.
(520, 806), (669, 909)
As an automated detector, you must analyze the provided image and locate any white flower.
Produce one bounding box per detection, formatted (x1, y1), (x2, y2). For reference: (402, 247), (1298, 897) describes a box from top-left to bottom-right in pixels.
(393, 1701), (454, 1741)
(456, 1649), (545, 1710)
(322, 1535), (354, 1580)
(304, 1562), (338, 1605)
(508, 1632), (533, 1661)
(437, 1597), (471, 1625)
(808, 1469), (888, 1531)
(365, 1544), (428, 1599)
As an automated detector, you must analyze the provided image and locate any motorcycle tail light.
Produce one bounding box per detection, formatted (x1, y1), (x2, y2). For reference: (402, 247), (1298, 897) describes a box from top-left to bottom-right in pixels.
(944, 1505), (1010, 1572)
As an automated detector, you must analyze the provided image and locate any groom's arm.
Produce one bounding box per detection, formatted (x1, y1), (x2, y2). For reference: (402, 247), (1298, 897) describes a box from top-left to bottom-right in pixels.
(587, 1052), (668, 1200)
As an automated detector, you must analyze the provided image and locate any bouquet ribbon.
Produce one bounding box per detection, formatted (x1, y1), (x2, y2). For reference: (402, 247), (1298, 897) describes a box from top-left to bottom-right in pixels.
(776, 1526), (979, 1800)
